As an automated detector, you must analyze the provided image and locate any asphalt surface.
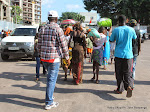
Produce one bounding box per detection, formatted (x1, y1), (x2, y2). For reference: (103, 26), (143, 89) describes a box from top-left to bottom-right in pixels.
(0, 40), (150, 112)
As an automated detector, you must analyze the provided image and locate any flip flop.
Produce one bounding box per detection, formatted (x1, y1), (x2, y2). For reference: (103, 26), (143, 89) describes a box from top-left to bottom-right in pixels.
(126, 87), (132, 98)
(114, 89), (122, 94)
(91, 77), (95, 81)
(96, 80), (99, 84)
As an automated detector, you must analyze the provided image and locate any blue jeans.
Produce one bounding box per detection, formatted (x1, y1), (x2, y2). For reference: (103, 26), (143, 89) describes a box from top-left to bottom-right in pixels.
(43, 62), (60, 105)
(132, 55), (138, 79)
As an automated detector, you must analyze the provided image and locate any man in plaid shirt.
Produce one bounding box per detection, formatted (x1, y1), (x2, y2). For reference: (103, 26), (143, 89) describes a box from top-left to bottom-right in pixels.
(38, 10), (70, 110)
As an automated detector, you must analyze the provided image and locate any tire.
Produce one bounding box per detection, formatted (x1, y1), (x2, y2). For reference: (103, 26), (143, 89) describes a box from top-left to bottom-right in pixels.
(1, 53), (9, 60)
(32, 56), (36, 61)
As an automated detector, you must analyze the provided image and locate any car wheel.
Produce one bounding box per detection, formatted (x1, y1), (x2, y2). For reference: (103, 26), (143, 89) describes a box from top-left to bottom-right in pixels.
(1, 54), (9, 60)
(32, 56), (36, 61)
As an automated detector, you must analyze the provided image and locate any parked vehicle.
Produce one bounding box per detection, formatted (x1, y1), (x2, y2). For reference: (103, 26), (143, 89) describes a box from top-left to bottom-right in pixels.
(0, 26), (38, 60)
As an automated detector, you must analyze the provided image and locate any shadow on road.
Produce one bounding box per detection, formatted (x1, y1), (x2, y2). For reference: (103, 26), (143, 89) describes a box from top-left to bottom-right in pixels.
(0, 94), (44, 110)
(15, 63), (36, 67)
(12, 83), (125, 101)
(0, 57), (35, 62)
(0, 72), (46, 83)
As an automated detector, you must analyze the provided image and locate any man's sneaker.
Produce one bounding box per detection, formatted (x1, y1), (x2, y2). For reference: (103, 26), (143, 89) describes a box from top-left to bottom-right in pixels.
(45, 102), (59, 110)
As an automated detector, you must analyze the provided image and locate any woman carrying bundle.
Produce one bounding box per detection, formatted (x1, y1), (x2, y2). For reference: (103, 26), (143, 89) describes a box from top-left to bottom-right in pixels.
(90, 27), (107, 84)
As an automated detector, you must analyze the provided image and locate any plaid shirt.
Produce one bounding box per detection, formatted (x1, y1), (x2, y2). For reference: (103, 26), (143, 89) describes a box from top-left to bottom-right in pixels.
(37, 22), (69, 60)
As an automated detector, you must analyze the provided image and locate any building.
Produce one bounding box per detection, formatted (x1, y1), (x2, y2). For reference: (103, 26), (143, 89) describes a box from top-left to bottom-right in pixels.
(0, 0), (12, 22)
(11, 0), (41, 25)
(80, 12), (97, 27)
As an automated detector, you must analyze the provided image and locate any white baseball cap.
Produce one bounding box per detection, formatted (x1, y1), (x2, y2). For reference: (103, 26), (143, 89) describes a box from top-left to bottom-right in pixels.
(48, 10), (58, 18)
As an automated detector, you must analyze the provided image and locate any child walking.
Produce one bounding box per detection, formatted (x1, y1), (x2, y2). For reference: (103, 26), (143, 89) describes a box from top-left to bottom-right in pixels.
(102, 27), (111, 70)
(91, 27), (107, 84)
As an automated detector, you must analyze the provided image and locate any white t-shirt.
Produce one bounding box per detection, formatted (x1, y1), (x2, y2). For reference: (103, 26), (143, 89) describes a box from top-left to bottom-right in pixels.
(93, 33), (107, 50)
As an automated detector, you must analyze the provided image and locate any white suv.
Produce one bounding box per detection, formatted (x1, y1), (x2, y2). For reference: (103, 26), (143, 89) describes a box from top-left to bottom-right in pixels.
(0, 26), (38, 60)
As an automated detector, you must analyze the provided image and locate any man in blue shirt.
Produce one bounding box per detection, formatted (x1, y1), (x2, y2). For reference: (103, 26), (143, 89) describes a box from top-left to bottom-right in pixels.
(110, 15), (137, 98)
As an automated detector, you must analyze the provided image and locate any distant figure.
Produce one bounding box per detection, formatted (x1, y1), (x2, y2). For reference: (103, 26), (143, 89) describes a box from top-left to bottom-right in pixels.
(110, 41), (115, 64)
(102, 27), (111, 70)
(86, 29), (93, 62)
(34, 33), (47, 81)
(64, 26), (73, 36)
(129, 19), (141, 86)
(110, 15), (137, 98)
(2, 31), (7, 38)
(86, 37), (93, 63)
(6, 30), (10, 36)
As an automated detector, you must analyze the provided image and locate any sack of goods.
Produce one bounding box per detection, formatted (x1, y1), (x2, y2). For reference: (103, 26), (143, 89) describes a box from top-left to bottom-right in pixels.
(97, 18), (112, 27)
(87, 28), (101, 39)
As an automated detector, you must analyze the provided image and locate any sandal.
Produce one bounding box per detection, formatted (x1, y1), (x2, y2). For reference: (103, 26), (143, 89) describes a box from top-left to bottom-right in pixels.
(35, 78), (39, 82)
(114, 89), (122, 94)
(91, 77), (95, 81)
(126, 86), (132, 98)
(96, 80), (99, 84)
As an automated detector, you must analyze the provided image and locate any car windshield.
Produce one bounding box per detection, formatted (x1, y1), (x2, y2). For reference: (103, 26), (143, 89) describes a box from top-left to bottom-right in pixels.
(11, 28), (36, 36)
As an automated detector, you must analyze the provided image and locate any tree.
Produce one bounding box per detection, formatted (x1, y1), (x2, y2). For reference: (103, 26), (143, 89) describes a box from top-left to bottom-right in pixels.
(11, 5), (22, 24)
(59, 12), (85, 23)
(76, 14), (85, 23)
(83, 0), (150, 25)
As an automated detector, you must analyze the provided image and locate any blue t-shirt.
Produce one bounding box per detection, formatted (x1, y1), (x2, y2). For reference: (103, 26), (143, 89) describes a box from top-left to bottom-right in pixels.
(110, 25), (137, 59)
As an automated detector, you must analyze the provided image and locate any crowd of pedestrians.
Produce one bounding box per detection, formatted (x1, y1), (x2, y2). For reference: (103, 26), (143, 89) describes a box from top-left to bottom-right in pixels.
(33, 10), (141, 110)
(0, 29), (12, 39)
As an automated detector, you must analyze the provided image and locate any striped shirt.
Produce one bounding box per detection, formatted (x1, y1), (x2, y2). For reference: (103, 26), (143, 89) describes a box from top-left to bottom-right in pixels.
(37, 22), (69, 61)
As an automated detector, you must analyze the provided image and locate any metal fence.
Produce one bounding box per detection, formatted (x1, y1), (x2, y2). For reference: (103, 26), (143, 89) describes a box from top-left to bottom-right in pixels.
(0, 20), (23, 31)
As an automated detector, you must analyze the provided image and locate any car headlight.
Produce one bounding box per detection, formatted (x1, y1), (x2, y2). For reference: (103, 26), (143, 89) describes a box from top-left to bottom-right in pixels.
(24, 42), (34, 47)
(1, 42), (6, 46)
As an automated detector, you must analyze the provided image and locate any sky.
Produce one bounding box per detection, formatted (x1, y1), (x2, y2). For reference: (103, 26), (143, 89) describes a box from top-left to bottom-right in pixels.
(41, 0), (98, 22)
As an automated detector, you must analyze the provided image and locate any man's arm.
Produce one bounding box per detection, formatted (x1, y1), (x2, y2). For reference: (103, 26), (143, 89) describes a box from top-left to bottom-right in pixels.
(110, 29), (116, 42)
(108, 26), (112, 37)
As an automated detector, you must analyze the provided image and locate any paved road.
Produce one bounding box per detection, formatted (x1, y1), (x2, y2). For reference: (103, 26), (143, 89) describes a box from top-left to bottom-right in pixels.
(0, 40), (150, 112)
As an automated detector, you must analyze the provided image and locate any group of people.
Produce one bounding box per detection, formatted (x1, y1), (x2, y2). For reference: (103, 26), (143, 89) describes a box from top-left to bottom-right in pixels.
(62, 24), (115, 85)
(0, 29), (12, 39)
(35, 10), (141, 110)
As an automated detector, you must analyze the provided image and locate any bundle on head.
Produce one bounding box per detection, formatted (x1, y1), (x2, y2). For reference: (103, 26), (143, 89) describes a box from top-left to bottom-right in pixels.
(73, 22), (82, 31)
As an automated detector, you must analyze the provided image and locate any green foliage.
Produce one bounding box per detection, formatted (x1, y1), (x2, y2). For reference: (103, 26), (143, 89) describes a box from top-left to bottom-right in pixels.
(83, 0), (150, 25)
(11, 5), (22, 24)
(59, 12), (85, 23)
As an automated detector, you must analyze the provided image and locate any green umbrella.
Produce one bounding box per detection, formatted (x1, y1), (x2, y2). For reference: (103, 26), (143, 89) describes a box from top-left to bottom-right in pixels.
(97, 18), (112, 27)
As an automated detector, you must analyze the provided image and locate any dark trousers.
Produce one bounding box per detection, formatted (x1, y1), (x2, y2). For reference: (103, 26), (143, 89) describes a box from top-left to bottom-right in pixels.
(115, 57), (133, 92)
(36, 57), (46, 78)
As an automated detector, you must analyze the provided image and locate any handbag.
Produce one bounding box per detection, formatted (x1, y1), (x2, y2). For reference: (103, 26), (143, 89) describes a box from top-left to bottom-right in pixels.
(69, 35), (74, 48)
